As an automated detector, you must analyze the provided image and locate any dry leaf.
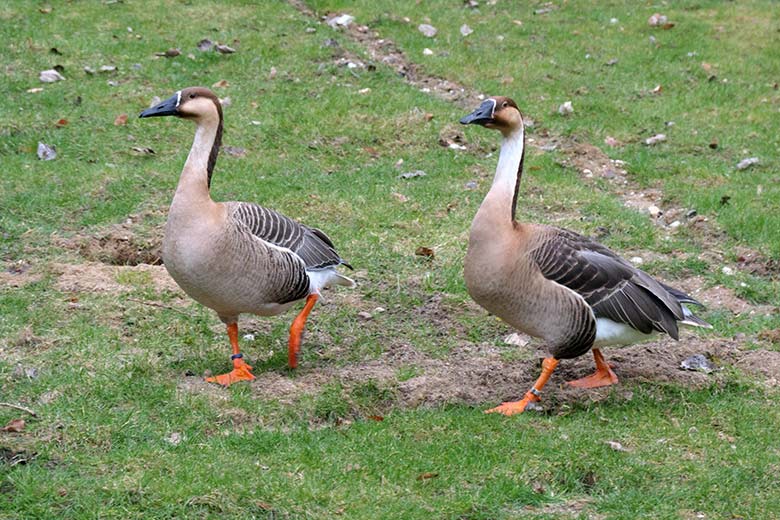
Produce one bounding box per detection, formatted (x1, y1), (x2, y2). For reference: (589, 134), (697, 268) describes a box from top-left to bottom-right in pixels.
(39, 69), (65, 83)
(39, 6), (52, 14)
(367, 415), (384, 421)
(215, 44), (236, 54)
(212, 79), (229, 88)
(155, 48), (181, 58)
(391, 192), (409, 203)
(55, 118), (68, 127)
(114, 114), (128, 126)
(37, 142), (56, 160)
(1, 418), (26, 433)
(460, 24), (473, 37)
(268, 66), (277, 79)
(98, 65), (117, 73)
(604, 136), (621, 147)
(416, 472), (439, 481)
(131, 146), (155, 155)
(27, 87), (44, 93)
(415, 246), (435, 259)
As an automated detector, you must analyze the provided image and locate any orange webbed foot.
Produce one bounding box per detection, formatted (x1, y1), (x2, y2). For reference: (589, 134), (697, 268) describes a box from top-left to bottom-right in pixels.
(566, 367), (618, 389)
(206, 358), (255, 387)
(485, 392), (539, 416)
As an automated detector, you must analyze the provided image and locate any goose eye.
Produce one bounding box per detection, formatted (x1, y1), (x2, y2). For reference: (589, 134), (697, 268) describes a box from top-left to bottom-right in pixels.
(502, 101), (508, 108)
(189, 93), (196, 99)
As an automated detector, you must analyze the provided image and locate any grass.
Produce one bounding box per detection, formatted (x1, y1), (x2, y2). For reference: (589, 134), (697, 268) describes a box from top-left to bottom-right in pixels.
(1, 1), (779, 518)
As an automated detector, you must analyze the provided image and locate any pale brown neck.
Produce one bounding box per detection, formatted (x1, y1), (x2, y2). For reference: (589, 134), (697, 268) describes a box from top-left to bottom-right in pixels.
(172, 114), (221, 209)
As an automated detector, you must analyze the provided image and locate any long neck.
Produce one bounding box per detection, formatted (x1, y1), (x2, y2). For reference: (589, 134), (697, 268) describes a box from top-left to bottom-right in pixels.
(487, 125), (525, 222)
(172, 114), (222, 207)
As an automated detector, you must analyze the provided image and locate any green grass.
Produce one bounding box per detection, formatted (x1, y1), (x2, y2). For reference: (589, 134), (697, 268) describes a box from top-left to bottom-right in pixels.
(2, 1), (779, 518)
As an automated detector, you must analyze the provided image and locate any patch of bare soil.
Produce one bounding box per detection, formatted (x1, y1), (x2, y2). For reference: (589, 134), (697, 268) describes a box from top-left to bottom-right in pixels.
(53, 262), (181, 295)
(674, 276), (776, 316)
(57, 209), (164, 266)
(0, 261), (42, 288)
(175, 292), (773, 415)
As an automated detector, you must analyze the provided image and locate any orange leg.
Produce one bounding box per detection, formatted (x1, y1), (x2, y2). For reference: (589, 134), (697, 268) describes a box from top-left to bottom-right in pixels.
(566, 348), (618, 389)
(206, 322), (255, 386)
(486, 357), (560, 416)
(288, 294), (319, 369)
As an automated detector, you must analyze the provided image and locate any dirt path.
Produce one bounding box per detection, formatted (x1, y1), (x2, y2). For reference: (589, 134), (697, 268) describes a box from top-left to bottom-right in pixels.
(288, 0), (779, 274)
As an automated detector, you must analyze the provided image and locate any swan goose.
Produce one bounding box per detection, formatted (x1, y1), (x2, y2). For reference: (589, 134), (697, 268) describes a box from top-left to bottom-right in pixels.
(460, 96), (710, 416)
(140, 87), (354, 385)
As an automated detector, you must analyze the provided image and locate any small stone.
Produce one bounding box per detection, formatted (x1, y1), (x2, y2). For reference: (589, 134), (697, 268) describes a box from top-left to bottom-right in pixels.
(242, 333), (255, 341)
(629, 256), (644, 265)
(197, 38), (214, 52)
(647, 205), (662, 218)
(215, 44), (236, 54)
(669, 220), (681, 228)
(460, 24), (473, 37)
(418, 24), (437, 37)
(39, 69), (65, 82)
(503, 333), (529, 347)
(685, 209), (698, 219)
(422, 48), (434, 56)
(464, 181), (478, 190)
(398, 170), (426, 180)
(165, 432), (184, 446)
(357, 311), (373, 321)
(644, 133), (667, 146)
(680, 354), (719, 374)
(721, 266), (735, 276)
(736, 157), (759, 170)
(327, 14), (355, 29)
(648, 13), (668, 27)
(557, 101), (573, 115)
(606, 440), (629, 452)
(37, 142), (57, 161)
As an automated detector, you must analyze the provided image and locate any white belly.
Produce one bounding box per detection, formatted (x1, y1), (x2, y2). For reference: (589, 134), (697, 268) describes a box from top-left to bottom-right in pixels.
(594, 318), (656, 347)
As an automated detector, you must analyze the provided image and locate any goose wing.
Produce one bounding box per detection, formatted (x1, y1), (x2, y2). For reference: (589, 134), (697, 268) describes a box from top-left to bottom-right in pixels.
(529, 227), (687, 339)
(230, 202), (350, 270)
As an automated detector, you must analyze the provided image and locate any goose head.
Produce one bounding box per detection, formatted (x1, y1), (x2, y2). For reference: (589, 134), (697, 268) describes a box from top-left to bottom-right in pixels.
(139, 86), (222, 123)
(460, 96), (522, 136)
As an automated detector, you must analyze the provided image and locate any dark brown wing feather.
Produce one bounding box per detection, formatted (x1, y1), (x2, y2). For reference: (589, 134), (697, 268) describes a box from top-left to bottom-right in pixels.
(530, 227), (687, 339)
(232, 202), (351, 270)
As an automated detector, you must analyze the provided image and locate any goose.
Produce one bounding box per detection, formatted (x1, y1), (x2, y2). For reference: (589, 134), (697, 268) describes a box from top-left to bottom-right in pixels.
(459, 96), (711, 416)
(139, 87), (354, 386)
